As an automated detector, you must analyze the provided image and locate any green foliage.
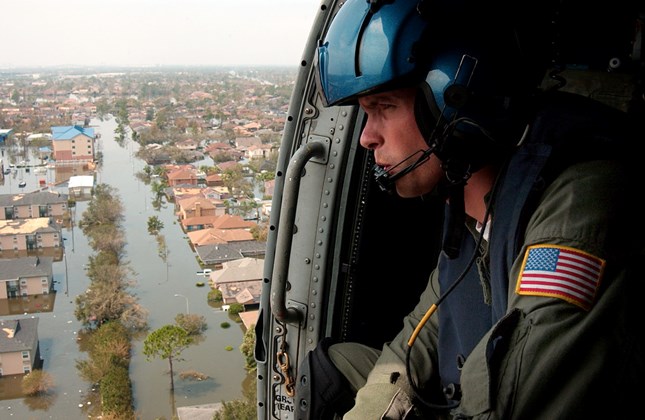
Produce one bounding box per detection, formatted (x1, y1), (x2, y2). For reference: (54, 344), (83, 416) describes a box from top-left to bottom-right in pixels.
(212, 385), (257, 420)
(208, 289), (223, 302)
(78, 184), (125, 234)
(100, 365), (134, 419)
(240, 325), (257, 372)
(143, 325), (192, 361)
(227, 303), (244, 316)
(151, 179), (168, 198)
(220, 322), (231, 329)
(147, 215), (164, 234)
(21, 369), (54, 396)
(143, 325), (193, 390)
(175, 313), (208, 335)
(76, 321), (131, 384)
(256, 170), (275, 182)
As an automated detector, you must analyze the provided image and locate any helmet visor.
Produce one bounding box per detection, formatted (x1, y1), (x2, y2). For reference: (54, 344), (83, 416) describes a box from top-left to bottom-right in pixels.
(316, 0), (429, 107)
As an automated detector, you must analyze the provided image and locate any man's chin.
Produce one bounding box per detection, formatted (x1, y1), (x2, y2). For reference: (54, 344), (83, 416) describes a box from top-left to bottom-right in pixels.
(395, 183), (436, 199)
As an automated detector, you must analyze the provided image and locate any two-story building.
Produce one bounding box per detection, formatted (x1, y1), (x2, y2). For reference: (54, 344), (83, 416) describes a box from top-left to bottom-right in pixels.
(0, 256), (54, 298)
(166, 166), (199, 187)
(176, 196), (218, 220)
(0, 218), (62, 251)
(0, 318), (41, 376)
(0, 191), (68, 221)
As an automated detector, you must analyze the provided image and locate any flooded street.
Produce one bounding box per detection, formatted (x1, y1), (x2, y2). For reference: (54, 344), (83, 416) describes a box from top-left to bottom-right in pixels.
(0, 117), (248, 419)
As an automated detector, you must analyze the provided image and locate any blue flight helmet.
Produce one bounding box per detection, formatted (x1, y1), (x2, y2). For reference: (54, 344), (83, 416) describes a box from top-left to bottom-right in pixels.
(315, 0), (553, 170)
(316, 0), (642, 171)
(316, 0), (429, 108)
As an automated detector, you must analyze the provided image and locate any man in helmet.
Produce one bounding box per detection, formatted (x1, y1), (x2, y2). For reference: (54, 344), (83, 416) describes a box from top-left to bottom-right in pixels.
(304, 0), (645, 418)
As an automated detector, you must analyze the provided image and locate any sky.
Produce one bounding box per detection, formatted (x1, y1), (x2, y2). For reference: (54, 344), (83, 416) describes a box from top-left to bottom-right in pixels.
(2, 0), (322, 68)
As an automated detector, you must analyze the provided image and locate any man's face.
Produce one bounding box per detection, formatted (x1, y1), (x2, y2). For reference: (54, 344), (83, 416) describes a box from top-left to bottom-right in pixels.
(358, 87), (443, 198)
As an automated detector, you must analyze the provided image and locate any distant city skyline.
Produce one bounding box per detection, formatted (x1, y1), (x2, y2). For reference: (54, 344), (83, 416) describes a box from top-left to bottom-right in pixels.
(2, 0), (321, 68)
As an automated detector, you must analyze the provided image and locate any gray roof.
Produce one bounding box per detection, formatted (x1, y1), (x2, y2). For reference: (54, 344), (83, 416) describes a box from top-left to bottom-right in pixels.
(0, 256), (53, 280)
(0, 190), (68, 207)
(211, 257), (264, 284)
(195, 241), (265, 265)
(0, 317), (39, 353)
(210, 258), (264, 305)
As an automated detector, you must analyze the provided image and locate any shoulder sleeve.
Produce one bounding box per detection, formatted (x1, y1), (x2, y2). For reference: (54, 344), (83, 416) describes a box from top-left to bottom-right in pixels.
(458, 159), (644, 418)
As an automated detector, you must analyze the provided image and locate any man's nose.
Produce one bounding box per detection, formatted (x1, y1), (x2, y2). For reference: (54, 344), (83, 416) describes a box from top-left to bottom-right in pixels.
(359, 118), (381, 150)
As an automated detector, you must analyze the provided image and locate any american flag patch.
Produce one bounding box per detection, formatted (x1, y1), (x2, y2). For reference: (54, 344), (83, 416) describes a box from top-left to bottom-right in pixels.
(515, 245), (605, 311)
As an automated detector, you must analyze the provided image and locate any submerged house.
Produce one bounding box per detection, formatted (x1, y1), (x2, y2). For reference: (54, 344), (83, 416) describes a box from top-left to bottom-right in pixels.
(0, 191), (69, 221)
(51, 125), (95, 164)
(0, 256), (54, 298)
(67, 175), (94, 198)
(0, 318), (41, 375)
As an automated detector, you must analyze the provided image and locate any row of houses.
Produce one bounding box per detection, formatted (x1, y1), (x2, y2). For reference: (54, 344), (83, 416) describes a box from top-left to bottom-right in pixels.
(0, 126), (85, 376)
(159, 163), (270, 266)
(159, 162), (268, 314)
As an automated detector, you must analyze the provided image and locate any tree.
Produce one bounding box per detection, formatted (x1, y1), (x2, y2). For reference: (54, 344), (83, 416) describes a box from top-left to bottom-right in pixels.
(213, 385), (257, 420)
(228, 303), (244, 316)
(22, 370), (54, 396)
(151, 179), (168, 197)
(86, 224), (126, 262)
(147, 215), (164, 235)
(240, 325), (256, 372)
(74, 264), (148, 330)
(142, 325), (193, 390)
(174, 313), (207, 335)
(250, 224), (268, 242)
(76, 321), (131, 384)
(79, 184), (125, 234)
(220, 165), (252, 198)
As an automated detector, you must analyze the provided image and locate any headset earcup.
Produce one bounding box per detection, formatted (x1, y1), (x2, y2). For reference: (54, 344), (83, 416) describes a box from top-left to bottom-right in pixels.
(414, 84), (440, 145)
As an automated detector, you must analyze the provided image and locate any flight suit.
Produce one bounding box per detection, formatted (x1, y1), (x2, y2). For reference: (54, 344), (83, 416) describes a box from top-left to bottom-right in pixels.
(332, 93), (645, 419)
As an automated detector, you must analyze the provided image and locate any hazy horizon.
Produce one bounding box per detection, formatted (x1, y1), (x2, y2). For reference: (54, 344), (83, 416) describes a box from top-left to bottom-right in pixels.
(3, 0), (320, 68)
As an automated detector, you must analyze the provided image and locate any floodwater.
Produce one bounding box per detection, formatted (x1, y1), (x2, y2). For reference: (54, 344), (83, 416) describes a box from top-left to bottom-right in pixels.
(0, 117), (249, 419)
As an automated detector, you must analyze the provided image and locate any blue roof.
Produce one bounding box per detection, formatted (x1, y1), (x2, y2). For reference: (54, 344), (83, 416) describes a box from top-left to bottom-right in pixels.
(0, 128), (13, 142)
(51, 125), (94, 140)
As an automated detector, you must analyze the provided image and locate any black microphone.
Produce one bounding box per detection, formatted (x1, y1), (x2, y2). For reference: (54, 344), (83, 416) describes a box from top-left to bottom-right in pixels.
(373, 145), (436, 193)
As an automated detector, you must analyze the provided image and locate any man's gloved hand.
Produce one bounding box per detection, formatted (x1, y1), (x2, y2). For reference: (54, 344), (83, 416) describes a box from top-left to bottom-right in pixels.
(343, 383), (420, 420)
